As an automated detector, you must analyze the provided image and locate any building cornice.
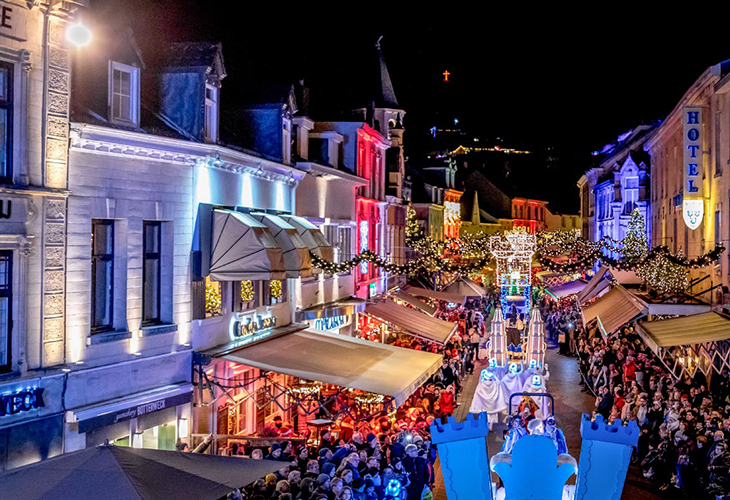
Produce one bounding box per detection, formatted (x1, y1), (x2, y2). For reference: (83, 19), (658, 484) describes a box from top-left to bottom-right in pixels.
(296, 161), (367, 186)
(69, 123), (306, 185)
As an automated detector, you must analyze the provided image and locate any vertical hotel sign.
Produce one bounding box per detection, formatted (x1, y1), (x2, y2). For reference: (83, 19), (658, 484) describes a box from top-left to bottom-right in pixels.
(683, 106), (704, 230)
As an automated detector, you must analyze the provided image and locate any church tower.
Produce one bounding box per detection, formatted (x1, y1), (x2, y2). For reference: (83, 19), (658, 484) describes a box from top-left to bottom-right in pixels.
(372, 37), (406, 199)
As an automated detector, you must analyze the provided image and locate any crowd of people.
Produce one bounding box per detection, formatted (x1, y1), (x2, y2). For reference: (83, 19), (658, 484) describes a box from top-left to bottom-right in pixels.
(198, 296), (496, 500)
(540, 293), (730, 499)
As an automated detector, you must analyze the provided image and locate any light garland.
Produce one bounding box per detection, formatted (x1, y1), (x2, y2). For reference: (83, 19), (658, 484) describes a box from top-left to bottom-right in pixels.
(354, 392), (385, 405)
(241, 280), (254, 302)
(290, 382), (321, 395)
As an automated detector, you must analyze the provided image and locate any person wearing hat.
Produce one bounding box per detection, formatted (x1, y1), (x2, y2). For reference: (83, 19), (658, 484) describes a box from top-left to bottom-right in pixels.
(351, 478), (366, 499)
(313, 473), (331, 497)
(267, 442), (284, 461)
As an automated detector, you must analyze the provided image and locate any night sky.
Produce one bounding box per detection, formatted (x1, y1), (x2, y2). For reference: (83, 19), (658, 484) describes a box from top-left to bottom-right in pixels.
(90, 1), (730, 211)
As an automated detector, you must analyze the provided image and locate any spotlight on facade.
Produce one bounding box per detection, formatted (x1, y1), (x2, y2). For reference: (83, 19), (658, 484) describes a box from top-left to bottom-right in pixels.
(66, 22), (92, 47)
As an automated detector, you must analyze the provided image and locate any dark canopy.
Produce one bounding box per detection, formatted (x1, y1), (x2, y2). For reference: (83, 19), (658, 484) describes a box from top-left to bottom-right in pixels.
(0, 445), (281, 500)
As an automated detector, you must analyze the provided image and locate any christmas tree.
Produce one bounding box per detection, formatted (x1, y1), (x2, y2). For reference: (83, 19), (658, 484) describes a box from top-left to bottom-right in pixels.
(622, 209), (648, 263)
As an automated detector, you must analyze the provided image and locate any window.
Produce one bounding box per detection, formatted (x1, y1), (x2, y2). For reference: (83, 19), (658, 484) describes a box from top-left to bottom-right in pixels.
(0, 62), (12, 183)
(91, 220), (114, 332)
(143, 221), (161, 325)
(269, 279), (286, 304)
(716, 108), (722, 176)
(0, 251), (11, 373)
(204, 83), (218, 142)
(282, 119), (291, 163)
(716, 211), (722, 248)
(338, 226), (352, 264)
(234, 280), (256, 311)
(108, 61), (139, 125)
(205, 276), (222, 318)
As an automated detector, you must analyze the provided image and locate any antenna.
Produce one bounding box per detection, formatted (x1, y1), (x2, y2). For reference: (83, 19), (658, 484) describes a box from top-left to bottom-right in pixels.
(376, 35), (383, 49)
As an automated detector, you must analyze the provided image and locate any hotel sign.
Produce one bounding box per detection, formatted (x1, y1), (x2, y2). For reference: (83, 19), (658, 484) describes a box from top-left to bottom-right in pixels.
(683, 106), (704, 230)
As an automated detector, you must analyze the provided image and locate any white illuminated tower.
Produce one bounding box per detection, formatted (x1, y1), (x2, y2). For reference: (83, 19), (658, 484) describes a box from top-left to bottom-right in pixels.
(489, 306), (507, 366)
(489, 228), (536, 316)
(526, 307), (546, 368)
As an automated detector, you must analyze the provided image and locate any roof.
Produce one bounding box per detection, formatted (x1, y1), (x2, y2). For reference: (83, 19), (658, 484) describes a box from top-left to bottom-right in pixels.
(443, 278), (488, 298)
(637, 312), (730, 348)
(582, 286), (647, 337)
(546, 280), (587, 300)
(373, 39), (399, 109)
(404, 285), (467, 304)
(364, 299), (457, 344)
(160, 42), (226, 78)
(211, 327), (442, 407)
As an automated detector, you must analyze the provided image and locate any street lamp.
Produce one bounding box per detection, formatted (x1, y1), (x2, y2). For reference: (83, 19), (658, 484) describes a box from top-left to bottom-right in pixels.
(66, 22), (91, 47)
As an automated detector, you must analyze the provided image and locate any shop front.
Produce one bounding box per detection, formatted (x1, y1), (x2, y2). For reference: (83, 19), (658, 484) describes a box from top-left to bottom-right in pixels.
(0, 374), (65, 471)
(65, 383), (193, 450)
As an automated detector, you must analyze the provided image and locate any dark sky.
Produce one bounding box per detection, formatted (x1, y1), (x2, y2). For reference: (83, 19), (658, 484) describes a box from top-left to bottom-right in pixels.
(89, 1), (730, 211)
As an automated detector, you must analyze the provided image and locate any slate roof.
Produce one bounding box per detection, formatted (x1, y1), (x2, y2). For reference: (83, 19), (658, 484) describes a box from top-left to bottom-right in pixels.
(374, 41), (399, 109)
(159, 42), (226, 77)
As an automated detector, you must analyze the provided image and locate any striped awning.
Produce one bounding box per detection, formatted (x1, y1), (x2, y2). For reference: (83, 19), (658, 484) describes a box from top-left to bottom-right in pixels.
(390, 291), (437, 315)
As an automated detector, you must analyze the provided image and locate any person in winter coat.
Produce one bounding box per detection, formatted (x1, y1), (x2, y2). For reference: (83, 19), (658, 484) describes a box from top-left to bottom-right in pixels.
(402, 444), (430, 500)
(438, 385), (455, 417)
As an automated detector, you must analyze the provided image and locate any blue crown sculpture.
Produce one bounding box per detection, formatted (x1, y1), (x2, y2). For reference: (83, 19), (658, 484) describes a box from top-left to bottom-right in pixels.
(430, 412), (489, 445)
(580, 414), (640, 447)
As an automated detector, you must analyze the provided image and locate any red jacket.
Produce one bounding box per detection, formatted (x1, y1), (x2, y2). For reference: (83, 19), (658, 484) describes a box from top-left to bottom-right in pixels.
(439, 392), (455, 414)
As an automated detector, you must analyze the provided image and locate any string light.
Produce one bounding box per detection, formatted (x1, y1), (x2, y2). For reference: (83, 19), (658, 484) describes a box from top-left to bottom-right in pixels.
(241, 280), (254, 302)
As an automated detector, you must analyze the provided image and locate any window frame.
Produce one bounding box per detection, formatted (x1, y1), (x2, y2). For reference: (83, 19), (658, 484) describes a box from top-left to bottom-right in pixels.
(0, 250), (12, 374)
(142, 221), (162, 326)
(0, 60), (13, 184)
(108, 60), (140, 126)
(91, 219), (115, 333)
(204, 82), (218, 143)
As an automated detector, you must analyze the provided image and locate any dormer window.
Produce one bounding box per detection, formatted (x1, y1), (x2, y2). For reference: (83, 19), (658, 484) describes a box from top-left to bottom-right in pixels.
(108, 61), (140, 126)
(204, 83), (219, 142)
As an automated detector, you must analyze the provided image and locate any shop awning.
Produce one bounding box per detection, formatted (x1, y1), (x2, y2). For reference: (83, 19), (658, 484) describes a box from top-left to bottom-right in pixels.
(209, 210), (286, 281)
(403, 285), (466, 304)
(390, 291), (436, 315)
(296, 298), (366, 320)
(546, 280), (586, 299)
(251, 213), (312, 279)
(577, 266), (608, 303)
(443, 278), (487, 298)
(636, 312), (730, 351)
(582, 285), (647, 337)
(279, 215), (335, 262)
(66, 383), (193, 434)
(363, 299), (457, 344)
(213, 328), (443, 407)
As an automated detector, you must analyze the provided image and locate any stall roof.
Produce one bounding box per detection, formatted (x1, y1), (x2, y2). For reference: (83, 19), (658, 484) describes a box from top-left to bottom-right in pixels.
(364, 300), (457, 344)
(443, 278), (487, 298)
(637, 312), (730, 348)
(546, 280), (586, 299)
(213, 328), (442, 407)
(577, 266), (609, 303)
(209, 210), (285, 281)
(403, 286), (466, 304)
(390, 291), (437, 315)
(296, 298), (366, 320)
(582, 285), (647, 337)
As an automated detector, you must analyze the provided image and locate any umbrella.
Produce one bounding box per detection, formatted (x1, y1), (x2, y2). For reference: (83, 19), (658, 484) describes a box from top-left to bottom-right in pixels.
(0, 444), (283, 500)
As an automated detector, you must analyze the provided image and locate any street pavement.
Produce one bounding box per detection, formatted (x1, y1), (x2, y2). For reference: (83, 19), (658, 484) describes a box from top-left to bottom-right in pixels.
(432, 346), (664, 499)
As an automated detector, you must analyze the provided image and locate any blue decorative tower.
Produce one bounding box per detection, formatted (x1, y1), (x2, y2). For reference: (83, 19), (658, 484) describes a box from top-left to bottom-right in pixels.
(430, 413), (493, 500)
(575, 414), (640, 500)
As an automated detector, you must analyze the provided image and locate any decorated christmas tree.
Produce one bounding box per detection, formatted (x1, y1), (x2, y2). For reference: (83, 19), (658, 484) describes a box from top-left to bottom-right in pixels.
(622, 209), (648, 263)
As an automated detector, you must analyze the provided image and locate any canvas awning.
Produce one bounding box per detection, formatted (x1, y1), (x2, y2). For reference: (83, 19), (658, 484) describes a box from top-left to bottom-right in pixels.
(582, 285), (647, 337)
(577, 266), (608, 303)
(443, 277), (487, 298)
(296, 298), (366, 320)
(279, 215), (335, 262)
(363, 299), (457, 344)
(390, 291), (437, 315)
(546, 280), (586, 299)
(580, 279), (610, 304)
(403, 285), (466, 304)
(636, 312), (730, 351)
(212, 328), (443, 407)
(209, 210), (286, 281)
(251, 213), (312, 279)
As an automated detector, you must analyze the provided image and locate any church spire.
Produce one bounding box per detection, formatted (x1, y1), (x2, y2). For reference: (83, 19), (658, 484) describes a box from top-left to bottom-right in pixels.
(374, 36), (399, 109)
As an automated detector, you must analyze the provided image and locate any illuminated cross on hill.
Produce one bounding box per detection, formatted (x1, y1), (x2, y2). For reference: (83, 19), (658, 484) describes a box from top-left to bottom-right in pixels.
(443, 70), (450, 82)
